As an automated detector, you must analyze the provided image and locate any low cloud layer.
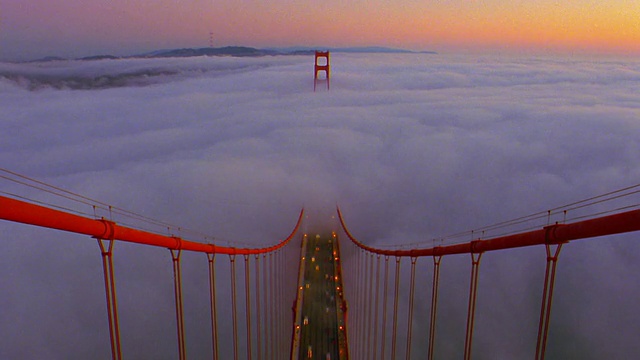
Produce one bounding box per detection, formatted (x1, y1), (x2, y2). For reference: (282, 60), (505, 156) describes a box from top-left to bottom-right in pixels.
(1, 53), (639, 358)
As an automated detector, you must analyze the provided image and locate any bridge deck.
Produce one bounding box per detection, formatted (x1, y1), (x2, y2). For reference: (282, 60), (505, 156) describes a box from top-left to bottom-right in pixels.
(292, 234), (348, 360)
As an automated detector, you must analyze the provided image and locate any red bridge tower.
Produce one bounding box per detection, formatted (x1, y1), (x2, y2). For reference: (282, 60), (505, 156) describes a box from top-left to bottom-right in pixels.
(314, 51), (330, 91)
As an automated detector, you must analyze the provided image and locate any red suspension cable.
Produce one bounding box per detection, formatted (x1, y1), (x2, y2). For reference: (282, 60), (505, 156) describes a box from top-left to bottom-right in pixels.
(0, 194), (306, 360)
(0, 196), (304, 256)
(336, 206), (640, 257)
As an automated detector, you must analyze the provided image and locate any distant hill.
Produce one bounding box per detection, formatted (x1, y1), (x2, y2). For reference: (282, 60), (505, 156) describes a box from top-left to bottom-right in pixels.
(138, 46), (279, 58)
(267, 46), (436, 55)
(24, 46), (437, 63)
(27, 56), (68, 63)
(137, 46), (434, 58)
(79, 55), (121, 61)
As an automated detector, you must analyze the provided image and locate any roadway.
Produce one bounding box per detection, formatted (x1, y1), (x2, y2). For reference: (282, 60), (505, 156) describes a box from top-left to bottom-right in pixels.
(297, 235), (340, 360)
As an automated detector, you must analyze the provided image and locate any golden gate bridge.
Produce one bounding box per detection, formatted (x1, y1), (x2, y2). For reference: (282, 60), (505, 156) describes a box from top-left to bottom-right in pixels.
(1, 167), (640, 359)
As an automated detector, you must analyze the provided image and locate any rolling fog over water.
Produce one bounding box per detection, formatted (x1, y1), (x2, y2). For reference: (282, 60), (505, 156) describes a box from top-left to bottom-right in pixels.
(1, 53), (640, 358)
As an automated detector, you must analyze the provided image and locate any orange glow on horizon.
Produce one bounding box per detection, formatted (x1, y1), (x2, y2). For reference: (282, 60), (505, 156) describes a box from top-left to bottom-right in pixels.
(4, 0), (639, 59)
(202, 1), (640, 55)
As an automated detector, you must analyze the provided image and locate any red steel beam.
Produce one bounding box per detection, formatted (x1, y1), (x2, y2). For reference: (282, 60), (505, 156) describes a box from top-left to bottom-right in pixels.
(337, 207), (640, 257)
(0, 195), (303, 255)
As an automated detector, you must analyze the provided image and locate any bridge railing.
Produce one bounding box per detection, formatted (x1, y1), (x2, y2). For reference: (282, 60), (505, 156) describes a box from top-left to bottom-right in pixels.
(337, 184), (640, 360)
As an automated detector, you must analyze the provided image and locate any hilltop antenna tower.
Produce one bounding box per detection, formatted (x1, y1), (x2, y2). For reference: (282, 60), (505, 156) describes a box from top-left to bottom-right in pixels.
(209, 31), (214, 48)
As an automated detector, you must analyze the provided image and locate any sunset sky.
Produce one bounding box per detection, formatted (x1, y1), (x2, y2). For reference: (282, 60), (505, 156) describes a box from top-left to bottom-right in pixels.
(2, 0), (639, 60)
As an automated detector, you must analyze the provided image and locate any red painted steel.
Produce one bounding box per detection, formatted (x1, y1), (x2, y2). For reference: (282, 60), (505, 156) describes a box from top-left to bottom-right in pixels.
(314, 51), (330, 91)
(404, 257), (418, 360)
(463, 253), (482, 360)
(0, 195), (303, 255)
(170, 249), (187, 360)
(1, 186), (299, 359)
(337, 207), (640, 257)
(427, 255), (442, 360)
(207, 253), (220, 360)
(244, 255), (253, 360)
(535, 244), (563, 360)
(372, 254), (381, 360)
(97, 239), (122, 360)
(390, 256), (401, 360)
(254, 254), (262, 360)
(366, 254), (374, 360)
(335, 205), (640, 360)
(229, 255), (239, 360)
(380, 256), (390, 360)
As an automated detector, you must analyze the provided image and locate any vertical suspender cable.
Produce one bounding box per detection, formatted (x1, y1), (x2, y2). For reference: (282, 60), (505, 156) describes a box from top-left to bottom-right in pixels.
(278, 251), (283, 357)
(381, 255), (390, 360)
(229, 254), (239, 360)
(207, 253), (220, 360)
(390, 256), (402, 360)
(428, 256), (442, 360)
(263, 253), (270, 360)
(535, 244), (563, 360)
(272, 251), (278, 358)
(244, 255), (253, 360)
(280, 249), (290, 354)
(97, 238), (122, 360)
(276, 251), (281, 358)
(405, 257), (418, 360)
(275, 251), (280, 357)
(255, 254), (262, 360)
(270, 252), (276, 360)
(170, 248), (187, 360)
(280, 249), (291, 354)
(356, 249), (367, 360)
(275, 251), (282, 357)
(463, 252), (482, 360)
(280, 250), (287, 357)
(372, 254), (381, 360)
(283, 250), (287, 357)
(353, 249), (361, 359)
(365, 253), (374, 360)
(359, 250), (367, 360)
